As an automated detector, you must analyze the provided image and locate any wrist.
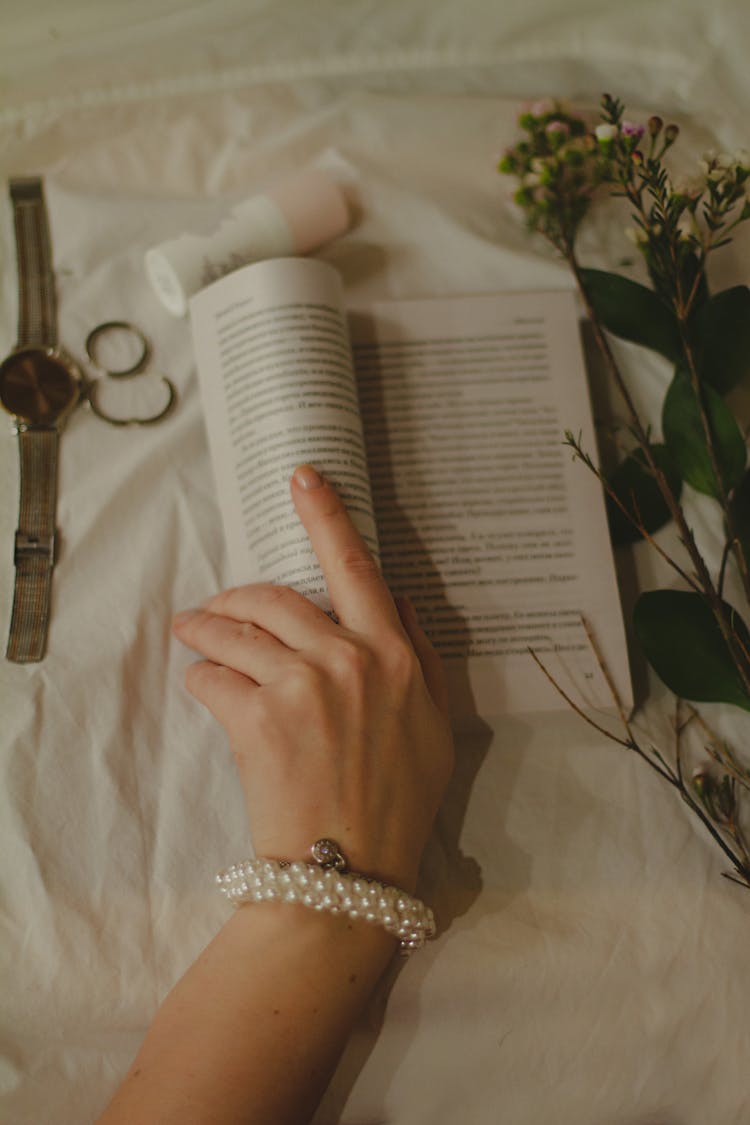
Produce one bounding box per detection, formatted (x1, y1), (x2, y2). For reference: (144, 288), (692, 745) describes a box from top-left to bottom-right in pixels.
(226, 897), (398, 972)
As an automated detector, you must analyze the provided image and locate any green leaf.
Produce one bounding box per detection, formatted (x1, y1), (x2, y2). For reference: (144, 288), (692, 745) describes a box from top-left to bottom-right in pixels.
(633, 590), (750, 710)
(606, 444), (681, 545)
(662, 367), (746, 496)
(579, 268), (682, 362)
(694, 286), (750, 395)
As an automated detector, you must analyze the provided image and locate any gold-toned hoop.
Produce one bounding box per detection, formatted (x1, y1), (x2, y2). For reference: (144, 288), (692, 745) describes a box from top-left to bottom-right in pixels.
(86, 375), (177, 427)
(85, 320), (150, 377)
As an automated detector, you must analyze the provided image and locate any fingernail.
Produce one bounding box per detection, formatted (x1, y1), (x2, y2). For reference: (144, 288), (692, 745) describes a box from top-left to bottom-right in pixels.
(293, 463), (324, 490)
(173, 608), (200, 627)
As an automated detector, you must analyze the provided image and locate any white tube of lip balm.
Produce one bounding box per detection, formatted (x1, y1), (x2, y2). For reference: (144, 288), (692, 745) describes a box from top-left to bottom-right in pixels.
(144, 166), (351, 317)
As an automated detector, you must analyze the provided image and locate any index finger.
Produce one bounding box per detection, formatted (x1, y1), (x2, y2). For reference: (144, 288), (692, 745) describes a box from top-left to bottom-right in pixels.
(290, 464), (403, 636)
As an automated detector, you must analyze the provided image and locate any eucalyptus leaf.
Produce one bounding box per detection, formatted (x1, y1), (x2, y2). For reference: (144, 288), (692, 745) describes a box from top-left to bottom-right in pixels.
(662, 367), (746, 497)
(633, 590), (750, 711)
(579, 268), (682, 362)
(606, 444), (681, 545)
(694, 286), (750, 395)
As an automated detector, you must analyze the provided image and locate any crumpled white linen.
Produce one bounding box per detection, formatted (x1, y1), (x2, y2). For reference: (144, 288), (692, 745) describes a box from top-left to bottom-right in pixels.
(2, 3), (750, 1124)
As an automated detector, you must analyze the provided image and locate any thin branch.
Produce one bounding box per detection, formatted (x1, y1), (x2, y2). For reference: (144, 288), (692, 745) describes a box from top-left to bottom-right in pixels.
(717, 537), (734, 599)
(565, 436), (702, 593)
(527, 646), (675, 783)
(580, 615), (633, 735)
(528, 647), (632, 748)
(674, 697), (685, 787)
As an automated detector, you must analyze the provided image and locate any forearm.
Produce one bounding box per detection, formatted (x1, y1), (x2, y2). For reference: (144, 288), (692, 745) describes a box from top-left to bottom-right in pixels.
(98, 903), (396, 1125)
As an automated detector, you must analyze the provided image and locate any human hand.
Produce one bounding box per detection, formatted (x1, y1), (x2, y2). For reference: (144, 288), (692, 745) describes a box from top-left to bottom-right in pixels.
(172, 464), (454, 892)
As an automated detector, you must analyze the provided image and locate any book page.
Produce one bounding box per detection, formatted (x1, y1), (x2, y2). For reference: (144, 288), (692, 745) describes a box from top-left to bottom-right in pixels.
(190, 257), (378, 611)
(350, 291), (632, 717)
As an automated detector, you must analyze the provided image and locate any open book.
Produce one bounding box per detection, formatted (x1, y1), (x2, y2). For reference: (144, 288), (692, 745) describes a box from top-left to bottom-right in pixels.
(190, 257), (631, 718)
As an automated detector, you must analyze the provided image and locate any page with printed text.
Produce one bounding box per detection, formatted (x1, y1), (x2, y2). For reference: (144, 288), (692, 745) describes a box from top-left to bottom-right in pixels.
(190, 257), (378, 612)
(350, 289), (632, 717)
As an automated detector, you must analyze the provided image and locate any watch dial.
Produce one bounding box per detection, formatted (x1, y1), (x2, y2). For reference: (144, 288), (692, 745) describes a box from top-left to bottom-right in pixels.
(0, 350), (79, 424)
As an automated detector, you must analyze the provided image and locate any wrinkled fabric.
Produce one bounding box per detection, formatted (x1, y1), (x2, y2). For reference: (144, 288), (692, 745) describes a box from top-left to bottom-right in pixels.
(1, 3), (750, 1123)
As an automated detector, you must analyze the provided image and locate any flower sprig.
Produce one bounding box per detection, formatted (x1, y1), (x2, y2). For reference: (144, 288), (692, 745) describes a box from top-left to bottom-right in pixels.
(498, 94), (750, 892)
(594, 93), (750, 316)
(497, 98), (611, 254)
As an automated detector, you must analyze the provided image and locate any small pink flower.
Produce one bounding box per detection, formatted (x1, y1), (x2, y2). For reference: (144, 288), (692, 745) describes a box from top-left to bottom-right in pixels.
(621, 120), (645, 139)
(545, 120), (570, 138)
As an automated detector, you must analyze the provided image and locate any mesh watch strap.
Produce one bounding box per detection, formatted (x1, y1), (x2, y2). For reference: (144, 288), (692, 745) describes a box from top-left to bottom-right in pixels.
(10, 177), (58, 348)
(5, 178), (60, 662)
(7, 428), (58, 662)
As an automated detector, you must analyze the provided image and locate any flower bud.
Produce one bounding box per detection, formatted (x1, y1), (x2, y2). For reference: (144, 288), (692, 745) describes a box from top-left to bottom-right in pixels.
(647, 115), (663, 137)
(595, 123), (618, 144)
(527, 98), (556, 118)
(692, 767), (736, 826)
(717, 776), (737, 823)
(545, 119), (570, 145)
(692, 769), (710, 800)
(513, 187), (533, 207)
(664, 123), (679, 144)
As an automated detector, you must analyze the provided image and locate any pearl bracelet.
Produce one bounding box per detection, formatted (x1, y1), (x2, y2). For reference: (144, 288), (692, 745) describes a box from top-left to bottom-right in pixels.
(215, 839), (436, 955)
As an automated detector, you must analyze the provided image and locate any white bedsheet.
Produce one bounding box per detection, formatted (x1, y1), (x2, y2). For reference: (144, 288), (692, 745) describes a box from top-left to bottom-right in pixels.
(2, 3), (750, 1122)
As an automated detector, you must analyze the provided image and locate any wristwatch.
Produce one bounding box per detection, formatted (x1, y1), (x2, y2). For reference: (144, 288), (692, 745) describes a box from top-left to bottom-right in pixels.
(0, 177), (82, 662)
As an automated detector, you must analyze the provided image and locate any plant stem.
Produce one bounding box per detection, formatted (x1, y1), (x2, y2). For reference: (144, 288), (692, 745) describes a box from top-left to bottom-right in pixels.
(673, 316), (750, 605)
(567, 246), (750, 698)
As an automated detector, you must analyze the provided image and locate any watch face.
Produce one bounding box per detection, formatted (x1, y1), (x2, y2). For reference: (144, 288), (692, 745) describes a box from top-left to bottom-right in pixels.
(0, 349), (80, 424)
